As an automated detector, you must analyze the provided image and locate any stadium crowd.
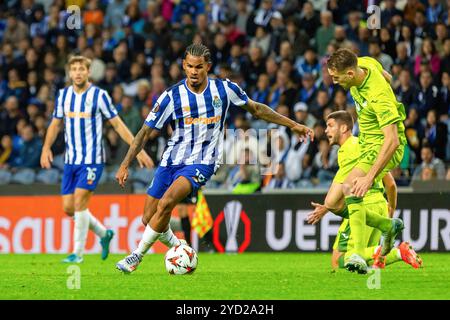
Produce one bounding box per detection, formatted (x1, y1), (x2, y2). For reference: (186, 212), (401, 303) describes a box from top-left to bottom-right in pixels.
(0, 0), (449, 192)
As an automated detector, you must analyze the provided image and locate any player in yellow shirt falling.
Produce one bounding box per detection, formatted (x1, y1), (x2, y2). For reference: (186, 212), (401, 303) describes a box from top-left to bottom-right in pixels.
(327, 49), (407, 273)
(307, 111), (422, 272)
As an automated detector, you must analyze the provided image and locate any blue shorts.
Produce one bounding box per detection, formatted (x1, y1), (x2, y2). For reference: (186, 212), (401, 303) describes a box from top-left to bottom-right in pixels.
(147, 164), (215, 199)
(61, 164), (104, 195)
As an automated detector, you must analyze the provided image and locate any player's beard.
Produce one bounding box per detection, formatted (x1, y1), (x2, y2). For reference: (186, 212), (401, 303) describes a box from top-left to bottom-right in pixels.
(74, 80), (88, 90)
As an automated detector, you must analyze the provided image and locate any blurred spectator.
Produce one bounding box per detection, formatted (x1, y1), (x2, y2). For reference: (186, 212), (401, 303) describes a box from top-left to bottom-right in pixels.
(281, 17), (309, 57)
(298, 73), (317, 105)
(311, 137), (338, 185)
(315, 11), (335, 57)
(404, 107), (425, 161)
(416, 70), (442, 118)
(268, 70), (296, 109)
(381, 0), (402, 26)
(3, 13), (30, 46)
(249, 26), (271, 57)
(298, 1), (320, 40)
(10, 124), (42, 169)
(0, 135), (12, 168)
(293, 102), (316, 128)
(119, 95), (141, 135)
(404, 0), (426, 25)
(226, 148), (261, 194)
(0, 96), (23, 137)
(412, 144), (446, 180)
(295, 47), (320, 79)
(395, 69), (418, 111)
(369, 39), (393, 71)
(252, 73), (271, 105)
(423, 109), (448, 160)
(414, 38), (441, 77)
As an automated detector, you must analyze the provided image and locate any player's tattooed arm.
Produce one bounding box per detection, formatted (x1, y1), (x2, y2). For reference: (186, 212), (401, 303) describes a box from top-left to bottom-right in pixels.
(116, 124), (153, 187)
(243, 99), (314, 141)
(120, 125), (153, 168)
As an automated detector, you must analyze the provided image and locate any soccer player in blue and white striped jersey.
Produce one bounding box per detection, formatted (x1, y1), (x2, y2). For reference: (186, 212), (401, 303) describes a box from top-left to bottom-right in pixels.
(115, 44), (314, 273)
(41, 56), (153, 263)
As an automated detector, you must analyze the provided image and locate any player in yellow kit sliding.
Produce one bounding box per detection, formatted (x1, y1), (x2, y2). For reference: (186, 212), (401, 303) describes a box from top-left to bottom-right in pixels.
(327, 49), (408, 273)
(307, 111), (422, 272)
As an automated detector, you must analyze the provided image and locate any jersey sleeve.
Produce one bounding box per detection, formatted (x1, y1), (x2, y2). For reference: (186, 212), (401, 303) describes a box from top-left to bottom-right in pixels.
(99, 90), (118, 119)
(370, 91), (402, 129)
(144, 91), (174, 130)
(359, 56), (383, 73)
(52, 89), (64, 119)
(225, 79), (248, 107)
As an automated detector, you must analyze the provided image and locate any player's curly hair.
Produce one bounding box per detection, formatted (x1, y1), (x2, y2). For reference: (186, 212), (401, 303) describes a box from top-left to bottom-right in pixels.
(327, 48), (357, 72)
(184, 43), (211, 63)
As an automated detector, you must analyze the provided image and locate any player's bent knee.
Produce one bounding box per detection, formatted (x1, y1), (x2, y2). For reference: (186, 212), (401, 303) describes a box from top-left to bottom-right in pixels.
(157, 197), (176, 215)
(342, 183), (352, 196)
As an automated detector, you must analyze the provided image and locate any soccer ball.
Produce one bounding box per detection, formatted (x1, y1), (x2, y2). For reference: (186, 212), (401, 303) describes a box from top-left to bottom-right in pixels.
(164, 244), (198, 275)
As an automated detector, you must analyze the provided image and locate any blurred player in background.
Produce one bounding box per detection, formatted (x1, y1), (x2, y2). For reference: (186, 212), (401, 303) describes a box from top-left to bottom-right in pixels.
(327, 49), (408, 273)
(115, 43), (313, 273)
(307, 111), (422, 272)
(40, 56), (153, 263)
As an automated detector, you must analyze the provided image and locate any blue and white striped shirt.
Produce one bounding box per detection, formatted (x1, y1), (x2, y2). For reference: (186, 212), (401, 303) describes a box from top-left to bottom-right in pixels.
(53, 85), (118, 165)
(145, 78), (248, 167)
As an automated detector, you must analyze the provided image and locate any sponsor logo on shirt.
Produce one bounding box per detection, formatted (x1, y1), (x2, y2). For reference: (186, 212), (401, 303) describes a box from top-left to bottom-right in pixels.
(65, 111), (92, 118)
(184, 115), (221, 125)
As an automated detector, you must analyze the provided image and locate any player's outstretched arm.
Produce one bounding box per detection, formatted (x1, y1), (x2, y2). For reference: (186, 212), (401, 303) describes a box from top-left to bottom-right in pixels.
(352, 124), (400, 197)
(307, 183), (345, 224)
(109, 116), (154, 169)
(115, 124), (153, 187)
(242, 99), (314, 141)
(382, 172), (397, 218)
(382, 70), (392, 84)
(40, 118), (63, 169)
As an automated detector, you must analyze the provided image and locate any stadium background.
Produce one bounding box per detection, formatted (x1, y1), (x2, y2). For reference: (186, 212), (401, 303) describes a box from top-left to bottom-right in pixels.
(0, 0), (449, 255)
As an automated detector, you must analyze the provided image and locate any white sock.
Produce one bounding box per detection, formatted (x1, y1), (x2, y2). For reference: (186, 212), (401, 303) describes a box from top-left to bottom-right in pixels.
(133, 225), (161, 256)
(73, 209), (90, 256)
(159, 227), (181, 248)
(87, 210), (107, 238)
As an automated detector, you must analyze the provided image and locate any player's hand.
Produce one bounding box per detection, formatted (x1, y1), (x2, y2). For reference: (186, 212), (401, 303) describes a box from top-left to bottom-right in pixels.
(137, 151), (154, 169)
(307, 202), (328, 225)
(351, 176), (373, 197)
(40, 148), (53, 169)
(115, 165), (129, 188)
(291, 123), (314, 142)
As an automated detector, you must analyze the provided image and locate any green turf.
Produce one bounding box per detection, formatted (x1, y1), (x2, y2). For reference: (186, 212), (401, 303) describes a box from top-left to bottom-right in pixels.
(0, 253), (449, 300)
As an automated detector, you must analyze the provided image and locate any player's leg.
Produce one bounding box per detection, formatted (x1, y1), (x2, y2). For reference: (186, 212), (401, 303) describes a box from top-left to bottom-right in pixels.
(72, 164), (113, 260)
(116, 177), (192, 273)
(62, 194), (75, 217)
(178, 201), (192, 244)
(342, 167), (369, 272)
(331, 219), (350, 271)
(141, 194), (186, 249)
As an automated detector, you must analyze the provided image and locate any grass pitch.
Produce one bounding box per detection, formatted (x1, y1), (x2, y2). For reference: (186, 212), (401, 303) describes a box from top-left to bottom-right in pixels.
(0, 253), (449, 300)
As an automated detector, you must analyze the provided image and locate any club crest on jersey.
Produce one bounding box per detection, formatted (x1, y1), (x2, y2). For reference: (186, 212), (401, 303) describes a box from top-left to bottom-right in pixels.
(212, 96), (222, 109)
(85, 99), (92, 108)
(183, 106), (190, 113)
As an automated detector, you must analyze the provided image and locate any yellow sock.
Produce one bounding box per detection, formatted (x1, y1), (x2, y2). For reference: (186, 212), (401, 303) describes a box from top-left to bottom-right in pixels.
(345, 196), (366, 257)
